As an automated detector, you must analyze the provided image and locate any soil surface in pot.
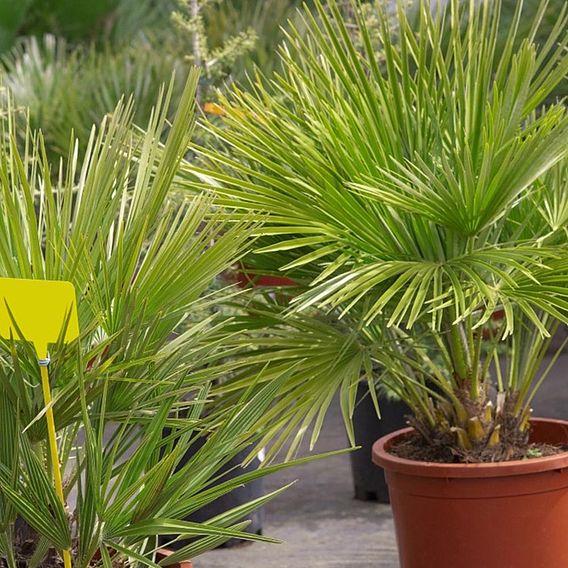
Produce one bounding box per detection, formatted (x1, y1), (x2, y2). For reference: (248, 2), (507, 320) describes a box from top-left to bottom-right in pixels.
(390, 430), (566, 463)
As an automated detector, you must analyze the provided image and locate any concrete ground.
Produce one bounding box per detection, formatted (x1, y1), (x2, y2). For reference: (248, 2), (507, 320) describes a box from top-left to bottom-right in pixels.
(196, 352), (568, 568)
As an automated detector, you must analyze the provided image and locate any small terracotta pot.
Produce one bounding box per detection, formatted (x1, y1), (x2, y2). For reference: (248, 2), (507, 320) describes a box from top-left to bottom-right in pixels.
(372, 418), (568, 568)
(481, 308), (506, 339)
(157, 548), (192, 568)
(225, 266), (297, 305)
(232, 271), (297, 289)
(93, 548), (191, 568)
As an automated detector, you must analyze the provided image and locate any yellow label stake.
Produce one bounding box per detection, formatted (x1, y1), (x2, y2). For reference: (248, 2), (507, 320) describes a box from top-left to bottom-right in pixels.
(0, 277), (79, 568)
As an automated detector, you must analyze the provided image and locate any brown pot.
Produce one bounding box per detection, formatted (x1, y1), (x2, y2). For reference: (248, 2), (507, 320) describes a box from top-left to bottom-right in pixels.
(372, 418), (568, 568)
(234, 272), (297, 288)
(157, 549), (193, 568)
(224, 266), (297, 306)
(93, 548), (192, 568)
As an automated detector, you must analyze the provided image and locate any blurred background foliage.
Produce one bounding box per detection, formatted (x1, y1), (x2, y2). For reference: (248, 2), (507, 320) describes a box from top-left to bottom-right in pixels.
(0, 0), (564, 159)
(0, 0), (304, 158)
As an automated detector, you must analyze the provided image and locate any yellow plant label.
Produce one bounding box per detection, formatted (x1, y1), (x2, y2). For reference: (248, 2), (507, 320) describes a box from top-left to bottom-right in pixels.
(0, 278), (79, 358)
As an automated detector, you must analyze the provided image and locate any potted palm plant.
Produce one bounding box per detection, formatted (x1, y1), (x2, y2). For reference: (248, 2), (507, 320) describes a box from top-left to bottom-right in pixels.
(0, 71), (343, 568)
(184, 0), (568, 565)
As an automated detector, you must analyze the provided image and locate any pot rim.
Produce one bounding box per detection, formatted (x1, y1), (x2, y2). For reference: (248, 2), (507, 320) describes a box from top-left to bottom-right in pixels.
(157, 548), (192, 568)
(372, 417), (568, 478)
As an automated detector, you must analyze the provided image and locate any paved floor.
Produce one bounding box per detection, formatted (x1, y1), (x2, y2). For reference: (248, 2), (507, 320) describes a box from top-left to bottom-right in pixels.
(197, 352), (568, 568)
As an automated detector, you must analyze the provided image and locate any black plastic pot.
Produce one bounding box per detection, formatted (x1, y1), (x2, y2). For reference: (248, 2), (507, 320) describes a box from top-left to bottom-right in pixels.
(159, 436), (264, 549)
(550, 324), (568, 353)
(350, 384), (409, 503)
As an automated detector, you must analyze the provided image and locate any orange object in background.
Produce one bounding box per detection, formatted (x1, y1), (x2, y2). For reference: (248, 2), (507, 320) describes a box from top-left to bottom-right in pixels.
(203, 101), (226, 116)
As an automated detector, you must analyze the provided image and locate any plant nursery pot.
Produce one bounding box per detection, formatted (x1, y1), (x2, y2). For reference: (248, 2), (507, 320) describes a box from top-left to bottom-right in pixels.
(92, 548), (191, 568)
(157, 548), (192, 568)
(350, 385), (409, 503)
(235, 272), (297, 288)
(372, 417), (568, 568)
(223, 267), (297, 305)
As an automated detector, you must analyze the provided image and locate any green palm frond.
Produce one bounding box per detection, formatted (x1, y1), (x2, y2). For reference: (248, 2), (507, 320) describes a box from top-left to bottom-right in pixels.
(187, 0), (568, 333)
(200, 299), (375, 460)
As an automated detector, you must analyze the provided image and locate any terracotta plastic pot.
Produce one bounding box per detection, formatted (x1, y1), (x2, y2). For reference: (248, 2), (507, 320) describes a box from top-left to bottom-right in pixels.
(234, 272), (297, 288)
(223, 267), (296, 305)
(372, 418), (568, 568)
(92, 548), (191, 568)
(157, 548), (192, 568)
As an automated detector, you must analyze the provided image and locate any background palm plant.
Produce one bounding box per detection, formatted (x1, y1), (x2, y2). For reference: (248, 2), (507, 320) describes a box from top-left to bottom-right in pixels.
(0, 72), (342, 566)
(185, 0), (568, 462)
(1, 0), (303, 160)
(2, 34), (185, 158)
